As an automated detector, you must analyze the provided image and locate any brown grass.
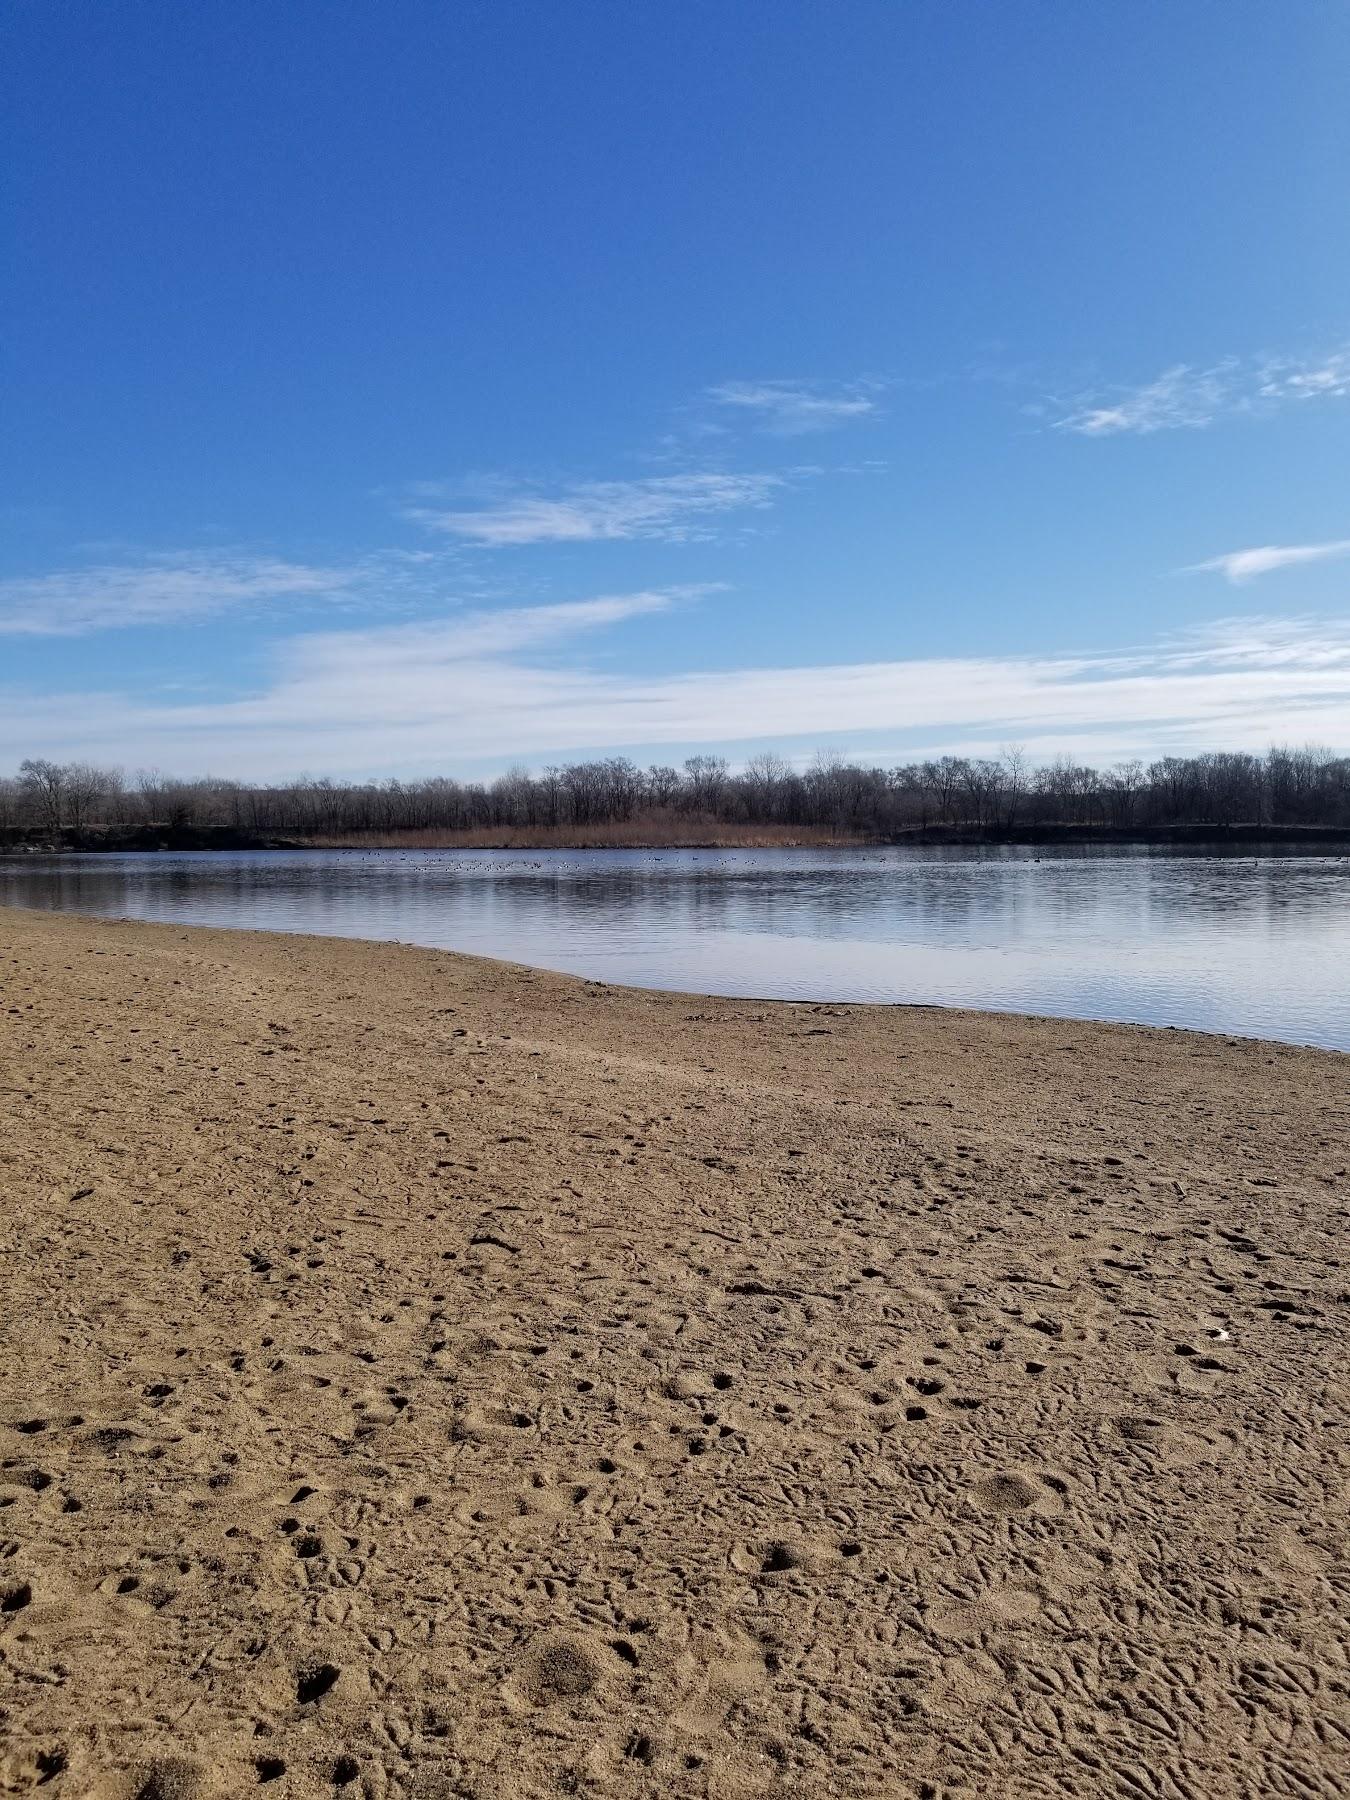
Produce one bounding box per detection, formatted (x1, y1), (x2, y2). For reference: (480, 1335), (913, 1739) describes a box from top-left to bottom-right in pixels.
(305, 810), (870, 850)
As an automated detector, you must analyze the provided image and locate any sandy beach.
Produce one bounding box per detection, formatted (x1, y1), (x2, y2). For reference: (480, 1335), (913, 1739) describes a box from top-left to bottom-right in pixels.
(1, 907), (1347, 1799)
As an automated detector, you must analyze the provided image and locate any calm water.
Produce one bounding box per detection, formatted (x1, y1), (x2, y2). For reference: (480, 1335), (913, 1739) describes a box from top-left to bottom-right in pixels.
(2, 846), (1348, 1050)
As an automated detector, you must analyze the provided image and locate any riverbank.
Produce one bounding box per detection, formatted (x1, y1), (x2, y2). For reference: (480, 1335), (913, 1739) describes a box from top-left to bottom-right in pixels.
(1, 909), (1346, 1798)
(5, 820), (1350, 854)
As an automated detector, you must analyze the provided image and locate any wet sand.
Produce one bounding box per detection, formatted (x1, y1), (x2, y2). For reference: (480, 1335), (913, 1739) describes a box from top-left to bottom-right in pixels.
(1, 908), (1347, 1799)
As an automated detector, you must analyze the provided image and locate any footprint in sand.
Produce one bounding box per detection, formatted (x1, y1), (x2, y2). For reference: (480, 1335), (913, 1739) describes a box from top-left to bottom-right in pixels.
(1, 1578), (33, 1612)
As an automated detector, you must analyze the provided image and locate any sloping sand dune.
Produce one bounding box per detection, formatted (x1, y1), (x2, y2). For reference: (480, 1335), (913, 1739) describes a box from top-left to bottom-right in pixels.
(1, 909), (1347, 1798)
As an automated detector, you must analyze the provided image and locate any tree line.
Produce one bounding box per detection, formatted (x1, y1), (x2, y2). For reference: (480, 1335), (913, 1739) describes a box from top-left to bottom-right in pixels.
(3, 744), (1349, 839)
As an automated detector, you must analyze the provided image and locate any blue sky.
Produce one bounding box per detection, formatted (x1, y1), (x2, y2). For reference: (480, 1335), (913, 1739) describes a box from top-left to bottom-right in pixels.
(4, 1), (1350, 778)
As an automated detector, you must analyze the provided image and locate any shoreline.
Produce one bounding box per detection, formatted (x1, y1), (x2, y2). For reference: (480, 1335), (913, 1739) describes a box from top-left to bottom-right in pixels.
(2, 909), (1347, 1797)
(5, 820), (1350, 855)
(2, 900), (1346, 1055)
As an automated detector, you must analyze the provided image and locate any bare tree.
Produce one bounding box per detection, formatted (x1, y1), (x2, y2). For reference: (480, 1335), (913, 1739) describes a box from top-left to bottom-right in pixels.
(18, 759), (67, 831)
(744, 750), (788, 819)
(921, 756), (966, 824)
(540, 765), (565, 826)
(999, 745), (1028, 828)
(1104, 759), (1145, 826)
(683, 754), (729, 813)
(645, 765), (681, 807)
(62, 763), (120, 831)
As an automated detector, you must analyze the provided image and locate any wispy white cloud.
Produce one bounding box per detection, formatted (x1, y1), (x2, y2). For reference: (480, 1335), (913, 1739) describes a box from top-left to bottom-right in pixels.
(293, 587), (695, 671)
(1189, 539), (1350, 584)
(1054, 339), (1350, 436)
(405, 471), (783, 546)
(1055, 362), (1237, 436)
(5, 599), (1349, 777)
(1257, 348), (1350, 404)
(705, 380), (879, 435)
(0, 552), (358, 636)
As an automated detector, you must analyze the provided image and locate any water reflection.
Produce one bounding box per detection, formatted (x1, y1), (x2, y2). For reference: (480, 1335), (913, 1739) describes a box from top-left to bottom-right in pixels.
(1, 846), (1346, 1050)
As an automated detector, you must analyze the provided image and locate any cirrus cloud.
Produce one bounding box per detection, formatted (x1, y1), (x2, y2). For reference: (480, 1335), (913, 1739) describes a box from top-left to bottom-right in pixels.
(704, 380), (880, 435)
(0, 552), (359, 636)
(1189, 539), (1350, 584)
(1054, 339), (1350, 436)
(405, 471), (784, 546)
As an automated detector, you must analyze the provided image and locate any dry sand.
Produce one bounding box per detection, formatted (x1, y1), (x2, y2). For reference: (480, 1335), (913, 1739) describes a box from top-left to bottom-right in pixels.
(1, 908), (1347, 1799)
